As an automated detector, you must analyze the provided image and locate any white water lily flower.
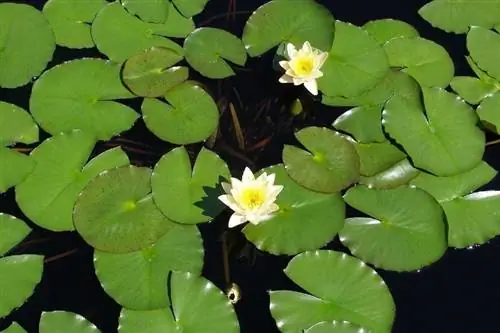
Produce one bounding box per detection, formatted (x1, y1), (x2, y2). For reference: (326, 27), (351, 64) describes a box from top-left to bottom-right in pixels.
(218, 167), (284, 228)
(278, 41), (328, 95)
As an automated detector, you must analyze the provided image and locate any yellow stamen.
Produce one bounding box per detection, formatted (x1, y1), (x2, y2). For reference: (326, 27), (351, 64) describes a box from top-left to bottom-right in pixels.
(290, 56), (315, 76)
(239, 187), (265, 209)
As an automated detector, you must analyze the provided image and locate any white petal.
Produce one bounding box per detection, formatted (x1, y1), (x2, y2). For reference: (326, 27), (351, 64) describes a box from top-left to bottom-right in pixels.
(267, 203), (280, 213)
(221, 182), (232, 194)
(218, 194), (241, 213)
(304, 80), (318, 95)
(256, 172), (268, 182)
(279, 60), (290, 70)
(286, 43), (297, 58)
(279, 74), (294, 83)
(242, 167), (254, 182)
(230, 177), (243, 190)
(293, 77), (305, 86)
(316, 51), (328, 68)
(270, 185), (284, 198)
(266, 173), (276, 185)
(228, 214), (247, 228)
(303, 41), (312, 53)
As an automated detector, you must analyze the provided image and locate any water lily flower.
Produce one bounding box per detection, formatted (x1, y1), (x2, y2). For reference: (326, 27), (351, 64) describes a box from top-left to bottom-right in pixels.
(278, 41), (328, 95)
(218, 167), (284, 228)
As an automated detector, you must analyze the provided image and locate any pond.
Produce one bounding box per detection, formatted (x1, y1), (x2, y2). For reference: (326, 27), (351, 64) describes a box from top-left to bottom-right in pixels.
(1, 0), (500, 332)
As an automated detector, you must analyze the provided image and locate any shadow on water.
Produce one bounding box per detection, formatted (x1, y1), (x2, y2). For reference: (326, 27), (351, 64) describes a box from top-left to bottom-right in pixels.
(2, 0), (500, 332)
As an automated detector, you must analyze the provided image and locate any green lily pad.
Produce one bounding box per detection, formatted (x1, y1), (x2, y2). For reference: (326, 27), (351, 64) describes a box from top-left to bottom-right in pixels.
(356, 141), (406, 177)
(0, 102), (38, 146)
(152, 147), (230, 224)
(172, 0), (209, 17)
(282, 127), (360, 193)
(466, 55), (500, 86)
(270, 250), (395, 332)
(42, 0), (107, 48)
(305, 321), (370, 333)
(242, 0), (334, 57)
(477, 92), (500, 133)
(0, 3), (55, 88)
(91, 2), (188, 62)
(383, 36), (454, 87)
(363, 19), (419, 45)
(184, 28), (247, 79)
(419, 0), (500, 34)
(333, 105), (386, 143)
(39, 311), (101, 333)
(142, 81), (219, 145)
(382, 87), (485, 176)
(1, 323), (26, 333)
(16, 132), (130, 231)
(243, 165), (345, 255)
(73, 166), (171, 253)
(0, 148), (35, 194)
(340, 185), (446, 271)
(123, 47), (188, 98)
(0, 214), (31, 256)
(359, 159), (420, 189)
(118, 308), (178, 333)
(94, 222), (203, 309)
(0, 255), (44, 318)
(467, 26), (500, 81)
(30, 59), (138, 141)
(121, 0), (169, 24)
(318, 21), (389, 98)
(450, 76), (498, 105)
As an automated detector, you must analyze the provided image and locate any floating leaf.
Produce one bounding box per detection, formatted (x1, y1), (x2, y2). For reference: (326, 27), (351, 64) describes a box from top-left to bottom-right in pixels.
(30, 59), (138, 141)
(243, 165), (345, 255)
(1, 323), (26, 333)
(383, 36), (454, 87)
(363, 19), (419, 45)
(152, 147), (230, 225)
(477, 91), (500, 133)
(121, 0), (169, 24)
(467, 26), (500, 81)
(42, 0), (107, 48)
(184, 28), (247, 79)
(16, 132), (130, 231)
(74, 166), (171, 253)
(0, 102), (38, 146)
(450, 76), (498, 105)
(419, 0), (500, 34)
(91, 2), (188, 62)
(466, 55), (499, 85)
(359, 159), (420, 189)
(356, 141), (406, 177)
(94, 222), (203, 309)
(333, 105), (385, 143)
(242, 0), (334, 57)
(382, 87), (485, 176)
(118, 308), (178, 333)
(123, 47), (188, 98)
(0, 148), (35, 194)
(282, 127), (360, 193)
(0, 3), (55, 88)
(319, 21), (389, 98)
(172, 0), (209, 17)
(142, 81), (219, 145)
(305, 321), (370, 333)
(270, 250), (395, 332)
(0, 214), (31, 256)
(340, 186), (447, 271)
(0, 255), (43, 318)
(39, 311), (101, 333)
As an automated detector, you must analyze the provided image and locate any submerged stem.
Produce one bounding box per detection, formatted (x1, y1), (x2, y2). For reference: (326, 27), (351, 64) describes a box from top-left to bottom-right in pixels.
(486, 138), (500, 146)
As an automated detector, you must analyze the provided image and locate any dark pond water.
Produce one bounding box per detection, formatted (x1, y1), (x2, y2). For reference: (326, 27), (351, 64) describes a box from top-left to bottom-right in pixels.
(1, 0), (500, 332)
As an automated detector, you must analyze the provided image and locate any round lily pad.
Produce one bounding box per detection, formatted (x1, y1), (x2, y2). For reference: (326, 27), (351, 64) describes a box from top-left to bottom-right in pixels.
(0, 214), (31, 256)
(42, 0), (107, 48)
(270, 250), (395, 332)
(243, 165), (345, 255)
(0, 3), (55, 88)
(0, 102), (38, 146)
(118, 308), (178, 332)
(363, 19), (419, 45)
(172, 0), (208, 17)
(142, 81), (219, 145)
(0, 255), (44, 318)
(242, 0), (334, 57)
(73, 166), (172, 253)
(30, 59), (138, 141)
(121, 0), (169, 24)
(282, 127), (360, 193)
(450, 76), (498, 105)
(305, 321), (370, 333)
(1, 323), (26, 333)
(340, 185), (447, 271)
(94, 222), (203, 309)
(39, 311), (101, 333)
(184, 28), (247, 79)
(16, 132), (130, 231)
(0, 148), (35, 194)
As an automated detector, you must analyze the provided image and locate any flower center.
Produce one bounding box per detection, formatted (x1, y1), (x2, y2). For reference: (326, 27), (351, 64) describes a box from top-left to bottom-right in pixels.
(291, 56), (315, 76)
(240, 187), (266, 209)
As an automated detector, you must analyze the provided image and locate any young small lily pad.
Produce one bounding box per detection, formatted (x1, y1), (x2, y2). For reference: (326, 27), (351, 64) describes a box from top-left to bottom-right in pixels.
(363, 18), (419, 45)
(0, 102), (38, 146)
(39, 311), (101, 333)
(1, 323), (26, 333)
(120, 0), (169, 24)
(0, 214), (31, 256)
(172, 0), (209, 17)
(305, 321), (370, 333)
(0, 148), (35, 194)
(450, 76), (498, 105)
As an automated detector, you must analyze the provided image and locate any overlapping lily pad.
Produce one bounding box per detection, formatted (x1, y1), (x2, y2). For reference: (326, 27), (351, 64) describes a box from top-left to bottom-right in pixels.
(363, 19), (419, 45)
(172, 0), (209, 17)
(0, 3), (55, 88)
(30, 59), (138, 140)
(0, 102), (38, 146)
(242, 0), (334, 57)
(0, 214), (31, 256)
(282, 127), (360, 193)
(0, 148), (35, 194)
(305, 321), (369, 333)
(359, 159), (420, 189)
(121, 0), (169, 24)
(450, 76), (498, 105)
(356, 141), (406, 177)
(39, 311), (101, 333)
(270, 250), (395, 332)
(243, 165), (345, 255)
(467, 27), (500, 82)
(333, 105), (386, 143)
(1, 323), (26, 333)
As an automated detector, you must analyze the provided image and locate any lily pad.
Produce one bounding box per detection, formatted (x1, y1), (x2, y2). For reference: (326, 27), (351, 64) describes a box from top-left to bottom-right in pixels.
(121, 0), (169, 24)
(73, 166), (171, 253)
(0, 148), (35, 194)
(243, 165), (345, 255)
(0, 3), (55, 88)
(242, 0), (334, 57)
(305, 321), (370, 333)
(383, 36), (454, 87)
(450, 76), (498, 105)
(318, 21), (389, 98)
(382, 87), (485, 176)
(363, 19), (419, 45)
(172, 0), (209, 17)
(42, 0), (107, 48)
(91, 2), (190, 62)
(1, 323), (26, 333)
(270, 250), (395, 332)
(356, 141), (406, 177)
(0, 102), (38, 146)
(333, 105), (386, 143)
(16, 132), (130, 231)
(123, 47), (188, 98)
(0, 214), (31, 256)
(467, 26), (500, 82)
(30, 59), (138, 141)
(94, 222), (203, 309)
(142, 81), (219, 145)
(118, 308), (178, 333)
(340, 185), (447, 271)
(184, 28), (247, 79)
(0, 255), (44, 318)
(359, 159), (420, 189)
(152, 147), (229, 224)
(282, 127), (360, 193)
(39, 311), (101, 333)
(477, 92), (500, 133)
